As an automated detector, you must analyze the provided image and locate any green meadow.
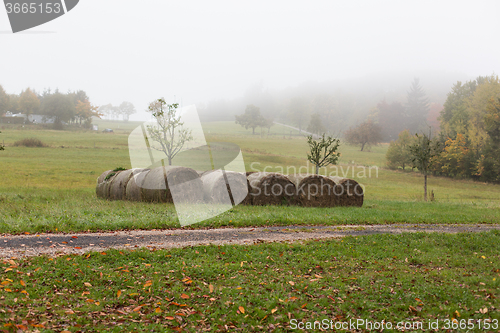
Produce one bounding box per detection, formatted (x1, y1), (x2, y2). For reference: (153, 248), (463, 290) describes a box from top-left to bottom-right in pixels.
(0, 120), (500, 234)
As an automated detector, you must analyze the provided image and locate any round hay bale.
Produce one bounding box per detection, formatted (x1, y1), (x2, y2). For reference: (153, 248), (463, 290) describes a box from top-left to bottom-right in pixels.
(96, 171), (121, 199)
(288, 174), (337, 207)
(247, 172), (296, 206)
(97, 170), (113, 184)
(141, 166), (203, 203)
(125, 169), (150, 201)
(329, 176), (364, 207)
(109, 169), (144, 201)
(96, 170), (112, 199)
(201, 170), (247, 204)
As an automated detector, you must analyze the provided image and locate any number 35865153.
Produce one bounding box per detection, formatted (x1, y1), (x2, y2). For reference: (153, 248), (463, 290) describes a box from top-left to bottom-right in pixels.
(5, 2), (61, 14)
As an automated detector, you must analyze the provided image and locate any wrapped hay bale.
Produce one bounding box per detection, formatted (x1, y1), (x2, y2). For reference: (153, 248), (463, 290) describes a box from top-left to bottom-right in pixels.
(141, 166), (203, 203)
(125, 169), (150, 201)
(247, 172), (296, 206)
(288, 174), (337, 207)
(329, 176), (364, 207)
(201, 170), (247, 205)
(109, 169), (145, 201)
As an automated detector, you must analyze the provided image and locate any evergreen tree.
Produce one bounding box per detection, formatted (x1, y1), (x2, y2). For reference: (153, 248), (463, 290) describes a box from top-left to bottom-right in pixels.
(406, 78), (430, 134)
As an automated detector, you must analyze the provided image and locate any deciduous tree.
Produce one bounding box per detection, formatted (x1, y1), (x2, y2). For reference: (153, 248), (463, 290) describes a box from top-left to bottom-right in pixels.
(0, 85), (9, 115)
(408, 131), (440, 201)
(306, 134), (340, 174)
(118, 101), (136, 121)
(385, 130), (414, 170)
(19, 88), (40, 119)
(235, 104), (265, 135)
(344, 119), (382, 151)
(147, 99), (193, 166)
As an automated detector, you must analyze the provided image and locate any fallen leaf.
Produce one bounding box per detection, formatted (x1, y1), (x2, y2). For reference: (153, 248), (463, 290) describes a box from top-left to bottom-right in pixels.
(480, 307), (488, 314)
(20, 280), (25, 287)
(117, 290), (122, 298)
(72, 236), (78, 239)
(209, 284), (214, 293)
(84, 282), (92, 287)
(144, 282), (152, 288)
(133, 306), (142, 312)
(181, 293), (189, 299)
(155, 307), (162, 313)
(301, 303), (307, 309)
(238, 306), (245, 314)
(271, 308), (278, 314)
(288, 281), (295, 286)
(165, 316), (175, 320)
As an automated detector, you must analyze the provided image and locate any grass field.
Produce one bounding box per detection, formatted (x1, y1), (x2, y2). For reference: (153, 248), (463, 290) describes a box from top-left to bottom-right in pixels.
(1, 232), (499, 332)
(1, 120), (500, 233)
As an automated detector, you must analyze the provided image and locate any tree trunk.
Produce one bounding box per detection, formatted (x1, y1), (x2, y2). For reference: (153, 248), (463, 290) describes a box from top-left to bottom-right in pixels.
(315, 165), (319, 175)
(424, 173), (427, 201)
(168, 156), (172, 166)
(252, 127), (255, 135)
(360, 142), (365, 151)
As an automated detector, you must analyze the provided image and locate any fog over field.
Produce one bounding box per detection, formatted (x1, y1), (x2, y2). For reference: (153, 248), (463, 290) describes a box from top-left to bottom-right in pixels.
(0, 0), (499, 122)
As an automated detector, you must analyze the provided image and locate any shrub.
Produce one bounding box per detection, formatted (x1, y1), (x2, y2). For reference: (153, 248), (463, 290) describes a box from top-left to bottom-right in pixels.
(13, 138), (47, 148)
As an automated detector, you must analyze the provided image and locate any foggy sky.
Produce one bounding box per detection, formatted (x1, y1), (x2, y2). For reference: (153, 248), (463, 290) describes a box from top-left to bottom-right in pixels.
(1, 0), (499, 121)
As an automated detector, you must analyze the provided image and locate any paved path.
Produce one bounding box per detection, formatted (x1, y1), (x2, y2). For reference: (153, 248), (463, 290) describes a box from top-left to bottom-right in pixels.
(1, 224), (500, 258)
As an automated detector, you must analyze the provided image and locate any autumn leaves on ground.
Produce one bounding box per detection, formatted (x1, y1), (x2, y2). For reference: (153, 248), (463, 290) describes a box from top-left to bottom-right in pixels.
(1, 232), (499, 332)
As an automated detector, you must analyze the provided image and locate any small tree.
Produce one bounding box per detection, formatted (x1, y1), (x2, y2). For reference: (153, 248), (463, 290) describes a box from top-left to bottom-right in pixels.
(344, 119), (382, 151)
(0, 131), (4, 150)
(408, 131), (440, 201)
(386, 130), (414, 170)
(235, 104), (265, 134)
(146, 99), (193, 166)
(306, 134), (341, 174)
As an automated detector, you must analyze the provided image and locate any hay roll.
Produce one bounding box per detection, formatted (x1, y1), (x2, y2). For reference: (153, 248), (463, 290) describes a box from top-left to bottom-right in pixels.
(329, 176), (364, 207)
(239, 172), (255, 205)
(109, 169), (145, 201)
(141, 166), (203, 203)
(125, 169), (150, 201)
(247, 172), (296, 206)
(288, 174), (337, 207)
(96, 170), (112, 199)
(96, 171), (121, 199)
(201, 170), (247, 205)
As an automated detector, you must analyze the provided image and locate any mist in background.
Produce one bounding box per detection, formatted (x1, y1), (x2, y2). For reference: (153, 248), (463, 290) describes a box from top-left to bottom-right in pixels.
(0, 0), (498, 123)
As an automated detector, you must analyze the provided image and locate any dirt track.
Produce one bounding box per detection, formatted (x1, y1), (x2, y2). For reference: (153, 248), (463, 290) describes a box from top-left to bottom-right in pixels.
(1, 224), (500, 258)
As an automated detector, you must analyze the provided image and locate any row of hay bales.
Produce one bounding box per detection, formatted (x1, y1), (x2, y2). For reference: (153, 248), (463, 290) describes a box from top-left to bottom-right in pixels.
(96, 167), (363, 207)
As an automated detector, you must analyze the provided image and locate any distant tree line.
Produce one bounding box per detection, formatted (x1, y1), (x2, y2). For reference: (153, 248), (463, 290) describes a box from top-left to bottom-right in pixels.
(0, 85), (100, 129)
(98, 102), (136, 122)
(0, 84), (137, 128)
(386, 74), (500, 183)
